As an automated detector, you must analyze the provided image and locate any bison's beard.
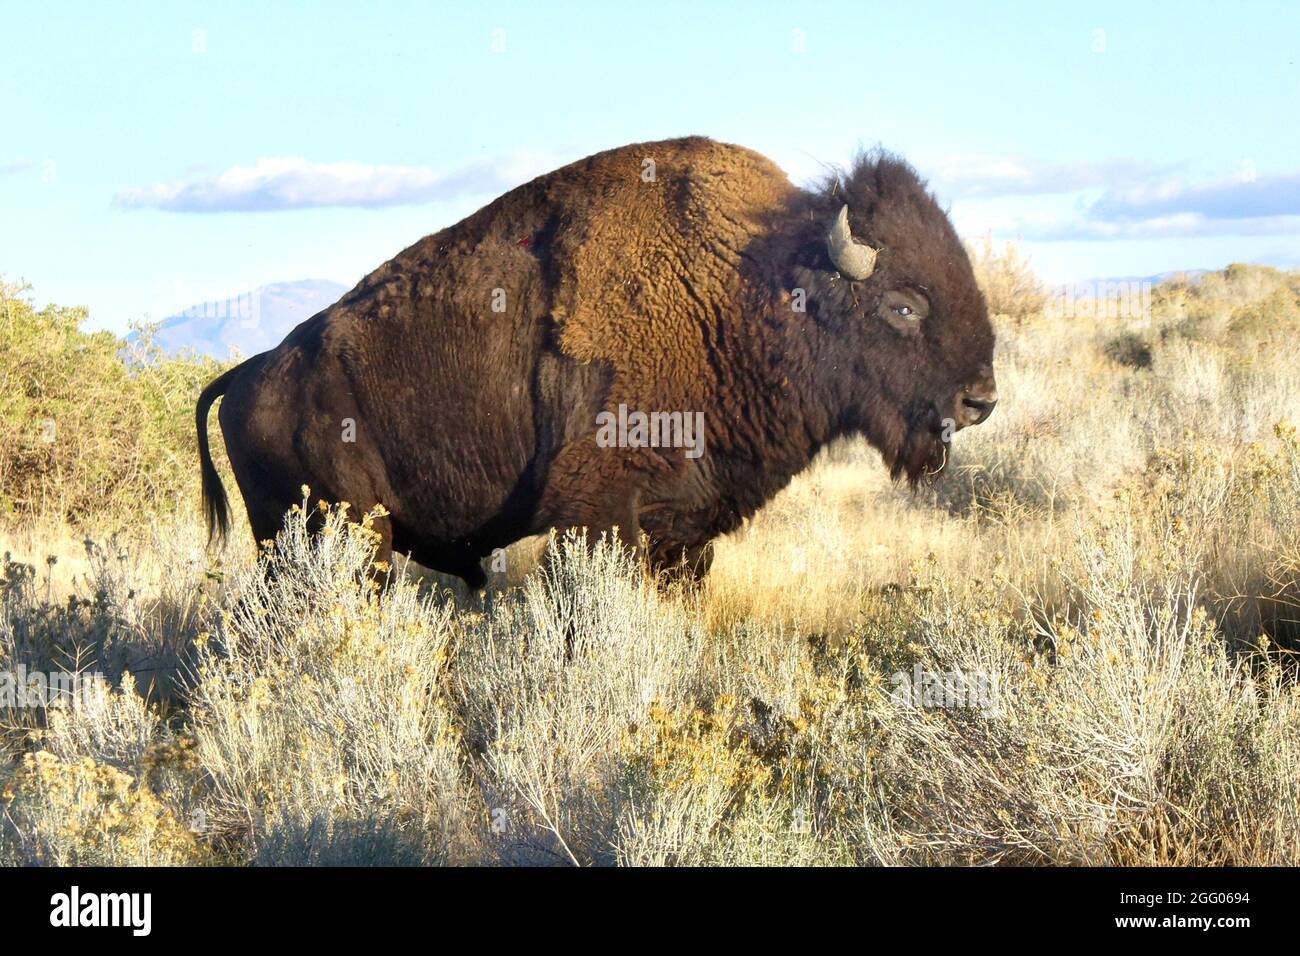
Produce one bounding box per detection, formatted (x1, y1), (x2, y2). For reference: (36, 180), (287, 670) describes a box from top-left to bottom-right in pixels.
(885, 405), (949, 486)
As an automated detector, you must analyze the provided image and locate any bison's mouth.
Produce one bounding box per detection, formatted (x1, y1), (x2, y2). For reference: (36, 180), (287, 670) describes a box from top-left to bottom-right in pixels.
(888, 407), (949, 486)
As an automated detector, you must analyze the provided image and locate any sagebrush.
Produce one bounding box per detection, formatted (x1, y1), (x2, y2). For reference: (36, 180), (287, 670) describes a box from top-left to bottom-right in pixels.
(3, 259), (1299, 866)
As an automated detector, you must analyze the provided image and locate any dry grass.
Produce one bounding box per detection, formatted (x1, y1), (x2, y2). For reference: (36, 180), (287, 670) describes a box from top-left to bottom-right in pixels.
(3, 261), (1300, 866)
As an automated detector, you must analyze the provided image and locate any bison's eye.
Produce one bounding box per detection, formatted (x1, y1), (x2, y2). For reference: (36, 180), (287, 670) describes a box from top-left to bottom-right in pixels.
(879, 288), (930, 334)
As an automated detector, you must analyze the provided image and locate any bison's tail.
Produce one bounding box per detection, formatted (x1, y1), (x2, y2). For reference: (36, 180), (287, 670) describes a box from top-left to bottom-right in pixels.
(196, 365), (240, 546)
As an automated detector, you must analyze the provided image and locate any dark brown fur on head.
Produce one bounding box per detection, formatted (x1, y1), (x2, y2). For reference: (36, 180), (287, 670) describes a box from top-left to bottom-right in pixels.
(782, 149), (995, 484)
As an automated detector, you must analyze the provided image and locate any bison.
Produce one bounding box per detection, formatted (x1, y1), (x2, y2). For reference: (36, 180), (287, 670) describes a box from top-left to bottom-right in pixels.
(196, 136), (997, 587)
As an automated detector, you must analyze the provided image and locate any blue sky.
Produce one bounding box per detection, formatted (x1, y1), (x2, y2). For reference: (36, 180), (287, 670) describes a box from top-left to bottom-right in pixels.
(3, 0), (1298, 333)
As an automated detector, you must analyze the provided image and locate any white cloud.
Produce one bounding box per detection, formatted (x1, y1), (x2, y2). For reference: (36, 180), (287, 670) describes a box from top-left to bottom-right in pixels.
(942, 157), (1300, 241)
(113, 153), (560, 212)
(1018, 212), (1300, 241)
(1091, 171), (1300, 221)
(925, 155), (1168, 199)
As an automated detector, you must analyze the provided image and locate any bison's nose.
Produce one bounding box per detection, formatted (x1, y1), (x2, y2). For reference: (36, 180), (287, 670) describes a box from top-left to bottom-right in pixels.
(956, 372), (998, 428)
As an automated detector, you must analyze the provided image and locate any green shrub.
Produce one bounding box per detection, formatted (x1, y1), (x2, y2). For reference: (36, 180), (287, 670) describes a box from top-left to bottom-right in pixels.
(1103, 331), (1154, 369)
(0, 280), (229, 525)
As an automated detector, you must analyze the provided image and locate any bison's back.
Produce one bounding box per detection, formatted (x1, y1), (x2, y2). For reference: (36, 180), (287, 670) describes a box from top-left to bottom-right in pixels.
(326, 134), (792, 406)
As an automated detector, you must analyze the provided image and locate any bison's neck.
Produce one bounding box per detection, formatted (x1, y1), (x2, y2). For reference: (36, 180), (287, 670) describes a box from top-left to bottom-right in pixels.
(702, 295), (852, 528)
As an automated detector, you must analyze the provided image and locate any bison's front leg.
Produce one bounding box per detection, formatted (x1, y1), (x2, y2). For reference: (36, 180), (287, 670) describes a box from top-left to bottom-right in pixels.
(536, 439), (646, 563)
(637, 502), (718, 584)
(645, 532), (714, 585)
(533, 441), (648, 658)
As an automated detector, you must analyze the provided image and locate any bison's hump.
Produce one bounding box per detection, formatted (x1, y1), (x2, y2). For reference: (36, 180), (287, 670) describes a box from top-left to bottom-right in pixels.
(534, 137), (793, 411)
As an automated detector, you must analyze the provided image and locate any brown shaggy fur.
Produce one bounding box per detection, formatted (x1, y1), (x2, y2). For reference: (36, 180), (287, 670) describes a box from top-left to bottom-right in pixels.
(196, 136), (996, 585)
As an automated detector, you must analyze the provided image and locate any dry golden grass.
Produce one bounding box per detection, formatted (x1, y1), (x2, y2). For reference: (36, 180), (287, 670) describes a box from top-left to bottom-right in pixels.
(3, 260), (1300, 866)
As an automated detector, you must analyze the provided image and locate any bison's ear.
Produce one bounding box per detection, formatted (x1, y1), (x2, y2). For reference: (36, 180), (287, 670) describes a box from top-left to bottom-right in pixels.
(826, 205), (878, 281)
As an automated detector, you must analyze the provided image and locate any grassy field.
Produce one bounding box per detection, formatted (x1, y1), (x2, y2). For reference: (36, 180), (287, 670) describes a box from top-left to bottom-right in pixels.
(2, 256), (1299, 866)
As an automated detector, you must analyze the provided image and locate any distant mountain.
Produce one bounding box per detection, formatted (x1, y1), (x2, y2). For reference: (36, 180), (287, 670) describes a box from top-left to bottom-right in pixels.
(134, 279), (348, 358)
(1073, 269), (1209, 290)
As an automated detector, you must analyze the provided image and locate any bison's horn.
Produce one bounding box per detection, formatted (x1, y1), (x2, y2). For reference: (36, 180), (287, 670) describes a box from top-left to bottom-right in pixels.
(827, 204), (878, 280)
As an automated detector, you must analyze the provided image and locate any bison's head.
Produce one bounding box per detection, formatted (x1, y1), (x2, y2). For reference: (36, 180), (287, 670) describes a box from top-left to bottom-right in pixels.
(788, 152), (997, 483)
